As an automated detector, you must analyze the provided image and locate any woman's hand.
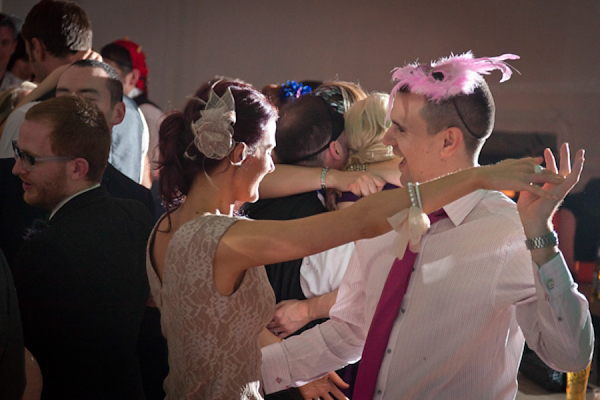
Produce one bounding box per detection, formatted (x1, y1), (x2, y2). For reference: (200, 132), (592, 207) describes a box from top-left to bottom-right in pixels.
(68, 49), (103, 62)
(476, 155), (565, 198)
(328, 169), (386, 197)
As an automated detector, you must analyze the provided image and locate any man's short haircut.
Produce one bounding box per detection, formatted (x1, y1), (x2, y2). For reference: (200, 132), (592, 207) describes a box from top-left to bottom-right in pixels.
(99, 43), (133, 75)
(412, 80), (495, 156)
(25, 96), (110, 183)
(21, 0), (92, 59)
(0, 13), (19, 40)
(68, 59), (124, 106)
(274, 95), (344, 166)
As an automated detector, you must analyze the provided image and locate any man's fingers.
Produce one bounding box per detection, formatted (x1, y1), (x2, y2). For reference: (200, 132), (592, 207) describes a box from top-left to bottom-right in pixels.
(522, 183), (558, 200)
(558, 142), (571, 177)
(525, 148), (583, 201)
(572, 149), (585, 177)
(543, 148), (558, 174)
(558, 149), (585, 196)
(327, 372), (349, 389)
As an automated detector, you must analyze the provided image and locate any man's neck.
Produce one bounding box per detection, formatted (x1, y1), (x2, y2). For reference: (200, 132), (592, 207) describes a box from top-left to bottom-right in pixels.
(434, 157), (477, 181)
(38, 57), (71, 82)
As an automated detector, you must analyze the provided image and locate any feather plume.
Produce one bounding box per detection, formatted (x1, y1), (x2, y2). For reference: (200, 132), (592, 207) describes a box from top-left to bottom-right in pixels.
(386, 52), (520, 121)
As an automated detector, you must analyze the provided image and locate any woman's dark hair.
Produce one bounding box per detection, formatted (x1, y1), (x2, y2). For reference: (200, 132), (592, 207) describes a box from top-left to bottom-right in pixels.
(158, 78), (277, 210)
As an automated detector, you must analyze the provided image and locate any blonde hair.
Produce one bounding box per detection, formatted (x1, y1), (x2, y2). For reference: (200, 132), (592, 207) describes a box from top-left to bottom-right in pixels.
(344, 92), (394, 167)
(319, 80), (367, 111)
(0, 81), (37, 125)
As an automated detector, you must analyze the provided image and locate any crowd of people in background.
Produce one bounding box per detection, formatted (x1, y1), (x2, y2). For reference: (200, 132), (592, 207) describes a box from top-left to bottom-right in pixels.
(0, 1), (597, 400)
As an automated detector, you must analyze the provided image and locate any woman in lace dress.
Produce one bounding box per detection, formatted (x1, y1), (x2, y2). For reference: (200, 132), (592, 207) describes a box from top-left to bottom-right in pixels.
(146, 78), (561, 400)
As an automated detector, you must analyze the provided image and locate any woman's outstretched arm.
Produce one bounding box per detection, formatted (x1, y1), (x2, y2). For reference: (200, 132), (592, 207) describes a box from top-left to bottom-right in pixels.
(258, 164), (387, 199)
(217, 157), (563, 274)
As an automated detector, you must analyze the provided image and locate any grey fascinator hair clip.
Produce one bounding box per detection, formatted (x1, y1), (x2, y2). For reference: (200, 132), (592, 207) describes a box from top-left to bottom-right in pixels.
(185, 86), (237, 160)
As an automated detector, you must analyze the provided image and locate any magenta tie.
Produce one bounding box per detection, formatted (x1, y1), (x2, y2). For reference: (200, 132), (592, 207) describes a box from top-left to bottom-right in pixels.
(353, 209), (447, 399)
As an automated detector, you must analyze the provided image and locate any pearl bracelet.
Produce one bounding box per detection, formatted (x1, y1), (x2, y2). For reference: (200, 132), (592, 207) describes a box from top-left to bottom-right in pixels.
(407, 182), (422, 209)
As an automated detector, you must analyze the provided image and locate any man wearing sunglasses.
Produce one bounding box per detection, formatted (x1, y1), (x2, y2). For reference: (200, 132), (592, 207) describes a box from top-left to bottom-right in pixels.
(10, 96), (152, 399)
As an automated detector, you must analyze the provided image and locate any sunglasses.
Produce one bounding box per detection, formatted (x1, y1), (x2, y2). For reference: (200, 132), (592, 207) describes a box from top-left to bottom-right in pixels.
(12, 140), (75, 172)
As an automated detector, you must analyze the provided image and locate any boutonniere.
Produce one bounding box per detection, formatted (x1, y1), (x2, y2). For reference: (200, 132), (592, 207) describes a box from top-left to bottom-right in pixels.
(24, 218), (49, 240)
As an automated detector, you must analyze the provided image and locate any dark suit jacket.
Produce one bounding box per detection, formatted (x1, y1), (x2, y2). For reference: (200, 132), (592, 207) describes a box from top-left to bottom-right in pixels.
(102, 163), (155, 220)
(12, 186), (152, 400)
(0, 249), (25, 400)
(0, 158), (48, 267)
(0, 158), (154, 268)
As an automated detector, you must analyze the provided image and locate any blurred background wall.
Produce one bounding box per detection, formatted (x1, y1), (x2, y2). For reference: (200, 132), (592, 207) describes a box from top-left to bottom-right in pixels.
(3, 0), (598, 185)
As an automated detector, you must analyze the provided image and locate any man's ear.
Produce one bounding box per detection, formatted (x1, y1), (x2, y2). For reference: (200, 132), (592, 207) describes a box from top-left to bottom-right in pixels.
(329, 140), (344, 161)
(69, 158), (90, 181)
(30, 38), (46, 61)
(110, 101), (126, 127)
(230, 142), (248, 166)
(128, 69), (141, 88)
(440, 126), (464, 158)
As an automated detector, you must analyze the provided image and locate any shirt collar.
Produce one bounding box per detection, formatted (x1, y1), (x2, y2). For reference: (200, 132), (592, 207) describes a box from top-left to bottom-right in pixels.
(49, 183), (101, 220)
(441, 189), (487, 226)
(128, 87), (143, 98)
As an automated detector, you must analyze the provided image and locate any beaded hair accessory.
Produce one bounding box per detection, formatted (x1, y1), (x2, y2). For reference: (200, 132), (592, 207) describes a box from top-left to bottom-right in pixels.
(313, 85), (352, 115)
(280, 80), (312, 103)
(386, 51), (520, 121)
(184, 86), (236, 160)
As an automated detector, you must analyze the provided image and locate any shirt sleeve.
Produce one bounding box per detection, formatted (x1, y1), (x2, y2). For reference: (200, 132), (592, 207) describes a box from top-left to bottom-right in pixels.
(514, 249), (594, 372)
(261, 244), (367, 393)
(299, 242), (355, 298)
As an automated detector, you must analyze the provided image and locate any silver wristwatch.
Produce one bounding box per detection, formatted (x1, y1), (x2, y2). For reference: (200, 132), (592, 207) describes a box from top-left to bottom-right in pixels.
(524, 231), (559, 250)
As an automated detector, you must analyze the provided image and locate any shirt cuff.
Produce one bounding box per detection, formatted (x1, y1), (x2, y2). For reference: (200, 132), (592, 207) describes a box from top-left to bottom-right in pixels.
(261, 343), (294, 394)
(537, 252), (575, 298)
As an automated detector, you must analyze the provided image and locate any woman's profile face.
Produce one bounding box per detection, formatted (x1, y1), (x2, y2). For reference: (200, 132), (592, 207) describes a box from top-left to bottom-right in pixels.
(235, 118), (276, 203)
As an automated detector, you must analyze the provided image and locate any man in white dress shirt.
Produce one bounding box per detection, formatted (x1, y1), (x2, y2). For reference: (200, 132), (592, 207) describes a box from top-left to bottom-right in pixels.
(261, 53), (593, 399)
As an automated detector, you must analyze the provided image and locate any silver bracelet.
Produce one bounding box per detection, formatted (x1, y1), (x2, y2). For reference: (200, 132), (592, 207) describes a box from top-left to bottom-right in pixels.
(320, 167), (329, 191)
(524, 231), (559, 250)
(348, 163), (367, 171)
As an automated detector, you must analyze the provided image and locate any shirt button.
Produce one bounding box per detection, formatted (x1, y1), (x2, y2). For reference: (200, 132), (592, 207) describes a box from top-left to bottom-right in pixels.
(377, 389), (382, 395)
(400, 308), (406, 313)
(546, 279), (554, 290)
(386, 348), (392, 354)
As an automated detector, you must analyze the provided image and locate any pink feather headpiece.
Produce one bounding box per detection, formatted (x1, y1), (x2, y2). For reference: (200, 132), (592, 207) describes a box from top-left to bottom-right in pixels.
(386, 51), (520, 121)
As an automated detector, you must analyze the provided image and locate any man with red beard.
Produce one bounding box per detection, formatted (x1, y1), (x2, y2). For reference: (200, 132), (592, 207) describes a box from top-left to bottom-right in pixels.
(11, 96), (151, 399)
